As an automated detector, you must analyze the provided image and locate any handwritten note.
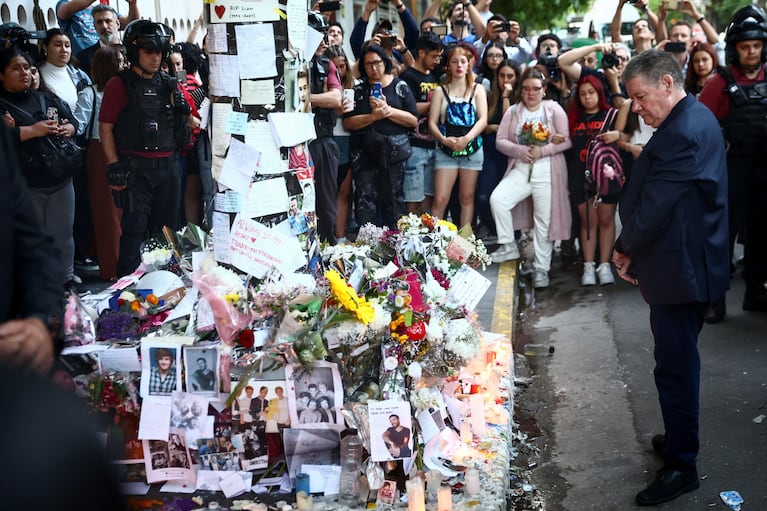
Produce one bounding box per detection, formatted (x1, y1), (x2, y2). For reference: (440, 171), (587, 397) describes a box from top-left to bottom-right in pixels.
(267, 112), (316, 147)
(226, 111), (249, 135)
(208, 0), (281, 23)
(301, 464), (341, 495)
(241, 79), (276, 105)
(214, 189), (242, 213)
(212, 211), (232, 264)
(229, 215), (305, 278)
(245, 120), (287, 174)
(234, 24), (277, 79)
(98, 348), (141, 373)
(287, 0), (307, 54)
(446, 264), (491, 310)
(208, 54), (240, 97)
(241, 177), (289, 218)
(206, 23), (229, 53)
(218, 139), (261, 195)
(211, 102), (233, 156)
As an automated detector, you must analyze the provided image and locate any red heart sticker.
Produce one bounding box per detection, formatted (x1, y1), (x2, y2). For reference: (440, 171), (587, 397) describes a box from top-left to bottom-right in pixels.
(405, 321), (426, 341)
(214, 5), (226, 19)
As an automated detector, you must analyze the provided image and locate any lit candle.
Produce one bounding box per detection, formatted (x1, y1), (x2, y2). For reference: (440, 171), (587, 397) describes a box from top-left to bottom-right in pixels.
(406, 477), (425, 511)
(296, 491), (313, 511)
(437, 486), (452, 511)
(464, 468), (480, 497)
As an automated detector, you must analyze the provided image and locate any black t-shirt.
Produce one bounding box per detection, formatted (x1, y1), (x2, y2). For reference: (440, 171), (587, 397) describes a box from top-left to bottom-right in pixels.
(344, 77), (418, 136)
(567, 109), (609, 200)
(400, 67), (440, 148)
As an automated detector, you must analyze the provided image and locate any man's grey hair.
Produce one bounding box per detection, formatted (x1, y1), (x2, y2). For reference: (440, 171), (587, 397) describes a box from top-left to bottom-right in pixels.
(623, 49), (684, 90)
(92, 4), (118, 19)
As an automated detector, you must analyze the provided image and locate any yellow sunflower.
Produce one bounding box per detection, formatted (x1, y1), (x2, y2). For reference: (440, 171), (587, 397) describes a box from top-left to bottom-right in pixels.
(325, 269), (374, 324)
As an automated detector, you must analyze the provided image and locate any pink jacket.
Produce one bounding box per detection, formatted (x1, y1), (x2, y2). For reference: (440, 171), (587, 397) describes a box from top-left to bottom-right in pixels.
(496, 100), (572, 241)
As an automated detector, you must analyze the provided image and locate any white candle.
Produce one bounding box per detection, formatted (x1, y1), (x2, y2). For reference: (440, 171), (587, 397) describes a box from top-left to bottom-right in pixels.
(464, 468), (480, 497)
(296, 491), (313, 511)
(469, 394), (486, 436)
(406, 477), (425, 511)
(426, 470), (442, 499)
(460, 421), (472, 443)
(437, 486), (452, 511)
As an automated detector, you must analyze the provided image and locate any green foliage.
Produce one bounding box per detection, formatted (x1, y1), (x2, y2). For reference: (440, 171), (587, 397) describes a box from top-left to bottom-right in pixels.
(494, 0), (590, 31)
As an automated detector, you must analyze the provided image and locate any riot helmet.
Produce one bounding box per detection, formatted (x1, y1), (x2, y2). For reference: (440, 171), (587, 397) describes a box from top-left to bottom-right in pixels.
(122, 20), (172, 65)
(725, 5), (767, 66)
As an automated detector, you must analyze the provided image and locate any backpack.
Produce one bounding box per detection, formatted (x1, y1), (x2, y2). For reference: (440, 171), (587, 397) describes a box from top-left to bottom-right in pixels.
(585, 108), (624, 199)
(439, 84), (483, 158)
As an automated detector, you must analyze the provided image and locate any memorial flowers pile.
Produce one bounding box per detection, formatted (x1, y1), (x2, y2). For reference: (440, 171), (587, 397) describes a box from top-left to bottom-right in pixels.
(78, 371), (140, 417)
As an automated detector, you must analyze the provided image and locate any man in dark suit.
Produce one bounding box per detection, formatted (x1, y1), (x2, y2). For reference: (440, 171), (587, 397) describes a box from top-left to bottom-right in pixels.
(0, 123), (63, 374)
(613, 49), (729, 506)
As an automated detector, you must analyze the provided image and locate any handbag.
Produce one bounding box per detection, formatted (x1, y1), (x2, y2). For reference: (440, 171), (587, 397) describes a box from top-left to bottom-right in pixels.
(385, 132), (412, 165)
(585, 108), (624, 199)
(33, 94), (85, 180)
(0, 93), (84, 181)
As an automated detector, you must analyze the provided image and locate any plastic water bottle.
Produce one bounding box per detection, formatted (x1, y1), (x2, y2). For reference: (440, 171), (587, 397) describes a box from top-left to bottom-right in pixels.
(338, 430), (363, 506)
(523, 344), (554, 356)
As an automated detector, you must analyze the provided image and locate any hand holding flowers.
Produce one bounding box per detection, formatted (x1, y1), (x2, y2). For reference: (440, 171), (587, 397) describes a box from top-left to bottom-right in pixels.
(518, 121), (550, 181)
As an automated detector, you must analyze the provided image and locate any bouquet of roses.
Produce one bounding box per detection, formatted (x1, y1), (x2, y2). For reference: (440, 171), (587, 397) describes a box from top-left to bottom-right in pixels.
(518, 121), (550, 181)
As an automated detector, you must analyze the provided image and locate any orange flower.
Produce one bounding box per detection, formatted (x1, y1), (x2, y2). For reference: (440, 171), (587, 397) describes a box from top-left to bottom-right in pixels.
(146, 294), (159, 305)
(130, 301), (141, 312)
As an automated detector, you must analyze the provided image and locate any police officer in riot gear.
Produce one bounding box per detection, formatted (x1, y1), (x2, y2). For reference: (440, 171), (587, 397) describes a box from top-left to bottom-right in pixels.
(99, 20), (192, 276)
(308, 11), (342, 244)
(699, 5), (767, 321)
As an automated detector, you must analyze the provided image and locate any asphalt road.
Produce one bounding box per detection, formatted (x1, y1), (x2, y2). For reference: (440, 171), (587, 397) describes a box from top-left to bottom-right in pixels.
(506, 262), (767, 511)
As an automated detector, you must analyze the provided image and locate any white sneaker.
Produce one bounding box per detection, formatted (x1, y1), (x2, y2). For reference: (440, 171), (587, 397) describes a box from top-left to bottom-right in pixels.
(533, 270), (549, 288)
(490, 242), (521, 264)
(597, 262), (615, 285)
(581, 262), (596, 286)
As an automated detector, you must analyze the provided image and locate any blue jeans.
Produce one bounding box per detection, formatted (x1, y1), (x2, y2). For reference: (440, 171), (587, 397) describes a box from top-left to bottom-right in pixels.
(403, 146), (435, 203)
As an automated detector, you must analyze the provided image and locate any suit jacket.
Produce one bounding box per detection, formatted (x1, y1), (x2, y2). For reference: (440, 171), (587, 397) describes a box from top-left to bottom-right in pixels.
(616, 94), (729, 305)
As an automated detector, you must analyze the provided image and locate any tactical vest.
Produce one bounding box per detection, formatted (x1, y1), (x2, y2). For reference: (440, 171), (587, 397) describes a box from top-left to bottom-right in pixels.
(114, 69), (177, 153)
(720, 71), (767, 158)
(311, 55), (337, 139)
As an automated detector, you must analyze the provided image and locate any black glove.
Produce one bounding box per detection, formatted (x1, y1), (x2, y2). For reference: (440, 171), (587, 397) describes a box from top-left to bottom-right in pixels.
(107, 161), (130, 187)
(172, 91), (191, 116)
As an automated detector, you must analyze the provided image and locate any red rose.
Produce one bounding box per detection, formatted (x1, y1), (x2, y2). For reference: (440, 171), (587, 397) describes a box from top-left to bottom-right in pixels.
(238, 329), (255, 349)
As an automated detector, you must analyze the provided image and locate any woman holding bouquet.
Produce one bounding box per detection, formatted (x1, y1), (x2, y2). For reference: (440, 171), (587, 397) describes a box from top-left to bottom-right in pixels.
(489, 67), (571, 288)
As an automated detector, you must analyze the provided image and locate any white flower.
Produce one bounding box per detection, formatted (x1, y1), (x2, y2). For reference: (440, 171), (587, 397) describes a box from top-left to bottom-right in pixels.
(407, 361), (422, 380)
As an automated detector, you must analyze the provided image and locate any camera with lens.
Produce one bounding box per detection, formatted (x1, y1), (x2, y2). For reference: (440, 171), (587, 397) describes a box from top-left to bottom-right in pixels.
(538, 51), (561, 81)
(601, 51), (620, 69)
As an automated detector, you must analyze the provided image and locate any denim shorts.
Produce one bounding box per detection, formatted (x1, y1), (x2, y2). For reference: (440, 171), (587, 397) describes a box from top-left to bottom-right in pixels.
(403, 146), (436, 202)
(434, 147), (484, 171)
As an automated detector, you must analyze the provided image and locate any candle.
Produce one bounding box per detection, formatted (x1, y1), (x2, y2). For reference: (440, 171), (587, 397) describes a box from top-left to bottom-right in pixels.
(437, 486), (452, 511)
(295, 473), (310, 495)
(425, 470), (442, 500)
(464, 468), (480, 497)
(469, 394), (486, 436)
(460, 421), (472, 443)
(296, 491), (313, 511)
(252, 505), (268, 511)
(406, 477), (425, 511)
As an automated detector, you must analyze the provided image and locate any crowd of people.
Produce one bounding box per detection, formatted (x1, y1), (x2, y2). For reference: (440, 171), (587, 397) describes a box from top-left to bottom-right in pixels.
(313, 0), (766, 323)
(0, 2), (208, 285)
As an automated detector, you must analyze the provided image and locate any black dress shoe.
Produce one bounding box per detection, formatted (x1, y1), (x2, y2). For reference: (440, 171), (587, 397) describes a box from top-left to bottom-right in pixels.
(636, 466), (699, 506)
(651, 434), (665, 454)
(704, 299), (726, 324)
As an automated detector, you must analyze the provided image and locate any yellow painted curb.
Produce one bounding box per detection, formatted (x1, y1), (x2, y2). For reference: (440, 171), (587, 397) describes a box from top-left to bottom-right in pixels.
(490, 260), (517, 342)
